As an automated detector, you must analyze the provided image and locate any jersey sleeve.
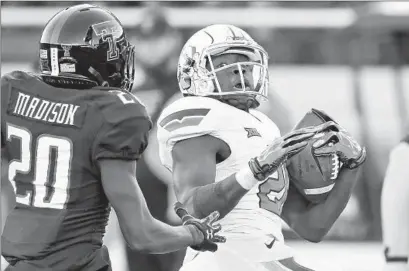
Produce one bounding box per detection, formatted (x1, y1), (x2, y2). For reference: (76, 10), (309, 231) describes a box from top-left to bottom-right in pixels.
(93, 95), (152, 161)
(157, 97), (227, 170)
(157, 97), (228, 147)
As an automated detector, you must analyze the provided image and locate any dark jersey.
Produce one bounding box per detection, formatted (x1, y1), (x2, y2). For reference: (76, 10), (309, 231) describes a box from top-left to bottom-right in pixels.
(1, 71), (151, 270)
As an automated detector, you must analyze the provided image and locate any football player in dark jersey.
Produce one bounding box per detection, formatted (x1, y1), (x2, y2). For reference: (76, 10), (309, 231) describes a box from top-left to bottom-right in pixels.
(1, 4), (224, 271)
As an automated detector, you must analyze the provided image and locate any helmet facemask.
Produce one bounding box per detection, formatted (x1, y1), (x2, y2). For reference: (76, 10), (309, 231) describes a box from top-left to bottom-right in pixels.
(182, 42), (269, 106)
(115, 37), (135, 92)
(206, 44), (268, 96)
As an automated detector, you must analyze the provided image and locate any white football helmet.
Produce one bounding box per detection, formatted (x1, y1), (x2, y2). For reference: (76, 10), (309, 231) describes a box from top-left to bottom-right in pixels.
(177, 24), (269, 101)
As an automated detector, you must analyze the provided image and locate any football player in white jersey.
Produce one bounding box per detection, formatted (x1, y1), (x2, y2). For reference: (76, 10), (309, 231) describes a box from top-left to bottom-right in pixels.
(157, 24), (366, 271)
(382, 134), (409, 271)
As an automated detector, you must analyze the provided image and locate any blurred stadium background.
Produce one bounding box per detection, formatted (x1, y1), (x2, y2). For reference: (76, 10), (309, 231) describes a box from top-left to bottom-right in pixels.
(2, 1), (409, 271)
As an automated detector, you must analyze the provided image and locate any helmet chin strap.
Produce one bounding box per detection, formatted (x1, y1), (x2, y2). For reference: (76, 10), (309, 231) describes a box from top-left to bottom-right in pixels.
(208, 79), (260, 111)
(211, 94), (260, 112)
(88, 66), (109, 87)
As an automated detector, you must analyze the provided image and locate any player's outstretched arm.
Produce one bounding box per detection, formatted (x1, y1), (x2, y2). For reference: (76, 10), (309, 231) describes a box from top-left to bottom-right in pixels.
(94, 93), (222, 253)
(172, 134), (250, 219)
(281, 129), (366, 243)
(100, 159), (223, 253)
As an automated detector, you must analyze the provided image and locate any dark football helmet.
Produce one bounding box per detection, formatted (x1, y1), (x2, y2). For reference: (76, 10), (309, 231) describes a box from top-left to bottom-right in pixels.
(39, 4), (135, 91)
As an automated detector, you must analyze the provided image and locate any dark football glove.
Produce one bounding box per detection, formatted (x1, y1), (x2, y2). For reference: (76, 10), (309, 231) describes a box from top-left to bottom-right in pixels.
(174, 202), (226, 252)
(249, 121), (340, 181)
(312, 129), (366, 169)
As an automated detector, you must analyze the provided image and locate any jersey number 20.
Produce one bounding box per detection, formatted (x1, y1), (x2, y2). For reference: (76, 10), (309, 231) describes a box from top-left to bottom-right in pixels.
(7, 123), (72, 210)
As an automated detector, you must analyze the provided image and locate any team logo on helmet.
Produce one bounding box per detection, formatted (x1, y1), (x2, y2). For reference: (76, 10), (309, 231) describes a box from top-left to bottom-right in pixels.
(178, 46), (200, 91)
(91, 20), (121, 61)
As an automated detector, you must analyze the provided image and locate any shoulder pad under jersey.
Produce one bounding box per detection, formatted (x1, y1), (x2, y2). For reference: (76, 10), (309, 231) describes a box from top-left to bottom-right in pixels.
(249, 109), (281, 137)
(93, 91), (152, 161)
(1, 71), (36, 94)
(1, 71), (35, 82)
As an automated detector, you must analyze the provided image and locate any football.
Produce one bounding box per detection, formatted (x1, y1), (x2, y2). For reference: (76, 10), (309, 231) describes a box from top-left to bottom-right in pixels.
(286, 108), (342, 203)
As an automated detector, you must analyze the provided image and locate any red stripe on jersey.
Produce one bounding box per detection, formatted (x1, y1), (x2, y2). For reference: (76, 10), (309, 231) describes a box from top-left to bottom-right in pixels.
(278, 258), (315, 271)
(160, 108), (210, 132)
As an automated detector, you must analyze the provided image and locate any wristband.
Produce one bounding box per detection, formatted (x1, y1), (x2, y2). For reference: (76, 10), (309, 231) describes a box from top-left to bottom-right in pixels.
(235, 164), (259, 190)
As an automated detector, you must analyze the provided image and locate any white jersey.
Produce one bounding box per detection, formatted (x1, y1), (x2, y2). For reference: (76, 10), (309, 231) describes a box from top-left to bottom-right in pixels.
(381, 141), (409, 271)
(157, 96), (289, 242)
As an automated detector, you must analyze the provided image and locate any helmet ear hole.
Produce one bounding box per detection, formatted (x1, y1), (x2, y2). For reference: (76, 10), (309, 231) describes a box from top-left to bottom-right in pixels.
(184, 57), (195, 68)
(180, 75), (191, 90)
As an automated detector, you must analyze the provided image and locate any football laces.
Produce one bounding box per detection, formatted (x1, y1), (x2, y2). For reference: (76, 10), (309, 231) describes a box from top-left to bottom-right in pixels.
(330, 153), (342, 180)
(313, 132), (342, 180)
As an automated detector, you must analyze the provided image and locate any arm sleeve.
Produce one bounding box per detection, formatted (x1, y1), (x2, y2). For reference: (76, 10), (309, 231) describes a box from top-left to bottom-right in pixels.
(93, 102), (153, 161)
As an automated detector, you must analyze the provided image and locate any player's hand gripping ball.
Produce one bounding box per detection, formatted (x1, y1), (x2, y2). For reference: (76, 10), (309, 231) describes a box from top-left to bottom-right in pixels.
(286, 109), (366, 203)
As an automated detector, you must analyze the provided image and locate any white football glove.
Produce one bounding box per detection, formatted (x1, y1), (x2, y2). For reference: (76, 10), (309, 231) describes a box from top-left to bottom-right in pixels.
(313, 129), (366, 169)
(249, 121), (339, 181)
